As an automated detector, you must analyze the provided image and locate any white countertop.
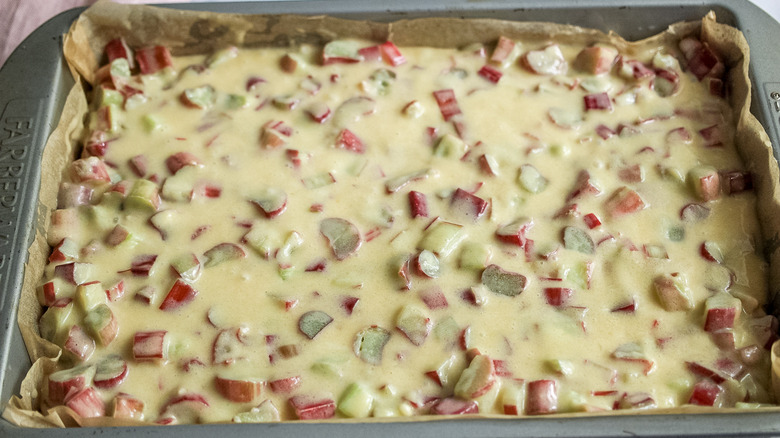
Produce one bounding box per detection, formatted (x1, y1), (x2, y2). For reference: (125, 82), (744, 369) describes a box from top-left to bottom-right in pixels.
(1, 0), (779, 68)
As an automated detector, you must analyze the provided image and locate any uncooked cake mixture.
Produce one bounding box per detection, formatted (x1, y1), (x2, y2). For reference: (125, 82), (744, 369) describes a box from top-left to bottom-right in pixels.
(35, 30), (776, 423)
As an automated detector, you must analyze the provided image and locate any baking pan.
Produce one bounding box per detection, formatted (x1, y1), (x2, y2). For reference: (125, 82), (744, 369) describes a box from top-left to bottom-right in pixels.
(2, 0), (780, 436)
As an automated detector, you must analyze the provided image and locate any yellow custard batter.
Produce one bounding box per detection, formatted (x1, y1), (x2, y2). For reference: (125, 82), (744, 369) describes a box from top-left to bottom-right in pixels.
(35, 33), (774, 423)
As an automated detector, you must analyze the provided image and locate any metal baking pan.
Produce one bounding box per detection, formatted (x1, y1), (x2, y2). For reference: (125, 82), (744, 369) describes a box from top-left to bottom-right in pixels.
(1, 1), (780, 436)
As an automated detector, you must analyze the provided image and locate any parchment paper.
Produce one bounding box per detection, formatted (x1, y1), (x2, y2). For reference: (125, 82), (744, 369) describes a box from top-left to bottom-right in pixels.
(5, 0), (780, 427)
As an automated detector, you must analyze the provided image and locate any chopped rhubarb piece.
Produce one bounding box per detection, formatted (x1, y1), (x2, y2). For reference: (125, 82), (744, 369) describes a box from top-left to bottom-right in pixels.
(269, 376), (302, 394)
(419, 286), (448, 310)
(165, 152), (201, 175)
(66, 387), (105, 418)
(478, 65), (503, 83)
(582, 213), (601, 229)
(64, 325), (95, 362)
(680, 203), (710, 222)
(574, 46), (618, 75)
(289, 395), (336, 420)
(653, 273), (693, 311)
(699, 124), (723, 148)
(526, 380), (557, 415)
(298, 310), (333, 339)
(688, 379), (722, 406)
(159, 279), (198, 311)
(617, 392), (656, 409)
(433, 89), (461, 121)
(320, 217), (362, 260)
(70, 157), (111, 184)
(450, 188), (489, 221)
(567, 170), (601, 201)
(215, 375), (264, 403)
(358, 45), (382, 62)
(688, 165), (720, 201)
(521, 45), (567, 75)
(380, 41), (406, 66)
(396, 304), (432, 346)
(686, 42), (723, 80)
(408, 190), (429, 218)
(544, 287), (573, 307)
(496, 217), (534, 247)
(135, 46), (173, 75)
(490, 36), (516, 64)
(334, 129), (365, 154)
(721, 170), (753, 194)
(111, 393), (144, 420)
(584, 92), (612, 111)
(121, 254), (157, 277)
(605, 186), (646, 217)
(703, 292), (741, 332)
(105, 38), (135, 69)
(686, 362), (726, 384)
(431, 398), (479, 415)
(133, 330), (167, 361)
(482, 264), (527, 297)
(619, 59), (655, 80)
(94, 355), (129, 389)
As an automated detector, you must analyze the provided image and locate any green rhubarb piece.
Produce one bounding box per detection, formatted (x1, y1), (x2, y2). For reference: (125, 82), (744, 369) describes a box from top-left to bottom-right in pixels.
(182, 85), (216, 109)
(548, 144), (570, 157)
(278, 265), (296, 280)
(354, 326), (390, 365)
(39, 301), (74, 343)
(233, 400), (281, 423)
(434, 316), (460, 344)
(125, 179), (160, 212)
(735, 402), (766, 409)
(299, 310), (333, 339)
(311, 356), (348, 378)
(418, 221), (466, 257)
(203, 243), (246, 268)
(320, 218), (362, 260)
(667, 226), (685, 242)
(244, 226), (279, 259)
(563, 226), (595, 254)
(302, 172), (335, 189)
(459, 242), (492, 270)
(161, 166), (198, 202)
(367, 69), (396, 95)
(277, 231), (303, 263)
(110, 58), (131, 80)
(481, 264), (527, 297)
(225, 94), (247, 109)
(83, 304), (115, 346)
(170, 253), (202, 282)
(559, 390), (588, 412)
(142, 114), (163, 132)
(434, 134), (467, 158)
(338, 382), (374, 418)
(564, 262), (590, 290)
(85, 204), (118, 232)
(395, 304), (431, 346)
(98, 86), (123, 107)
(404, 101), (425, 118)
(76, 282), (106, 312)
(323, 40), (362, 61)
(417, 250), (440, 278)
(517, 164), (548, 194)
(546, 359), (574, 376)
